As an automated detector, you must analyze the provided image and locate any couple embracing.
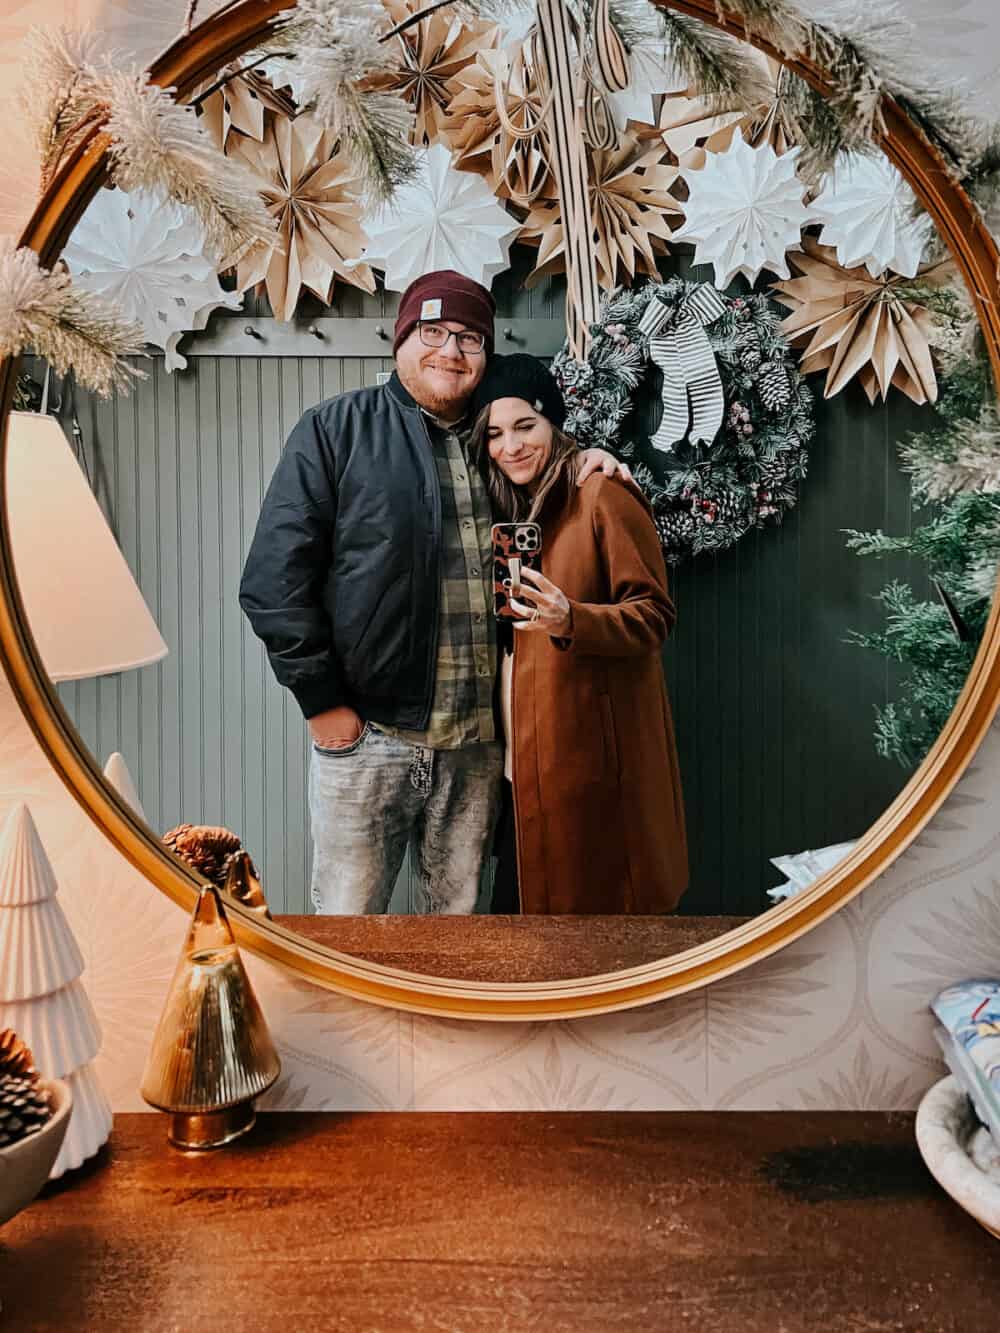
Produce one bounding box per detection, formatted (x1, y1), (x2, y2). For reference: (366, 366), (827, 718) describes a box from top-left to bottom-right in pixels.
(240, 270), (687, 916)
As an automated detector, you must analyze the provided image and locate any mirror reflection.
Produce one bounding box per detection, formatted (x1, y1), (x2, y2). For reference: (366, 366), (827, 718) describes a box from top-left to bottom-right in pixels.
(11, 16), (997, 941)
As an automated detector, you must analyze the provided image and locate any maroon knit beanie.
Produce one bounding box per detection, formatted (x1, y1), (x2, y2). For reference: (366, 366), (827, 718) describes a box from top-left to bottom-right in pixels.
(393, 270), (496, 356)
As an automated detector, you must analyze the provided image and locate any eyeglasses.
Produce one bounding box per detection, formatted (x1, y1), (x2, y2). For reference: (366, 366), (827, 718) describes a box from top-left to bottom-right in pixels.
(418, 323), (486, 355)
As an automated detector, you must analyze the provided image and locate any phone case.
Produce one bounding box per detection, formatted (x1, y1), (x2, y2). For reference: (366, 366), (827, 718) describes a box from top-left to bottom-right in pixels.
(491, 522), (542, 620)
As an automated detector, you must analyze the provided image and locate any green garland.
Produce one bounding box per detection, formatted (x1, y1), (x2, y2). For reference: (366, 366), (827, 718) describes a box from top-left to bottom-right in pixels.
(552, 278), (815, 564)
(846, 332), (1000, 768)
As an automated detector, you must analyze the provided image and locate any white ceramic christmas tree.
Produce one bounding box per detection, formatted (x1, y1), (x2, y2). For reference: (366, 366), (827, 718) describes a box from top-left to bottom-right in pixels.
(103, 752), (146, 822)
(0, 804), (112, 1178)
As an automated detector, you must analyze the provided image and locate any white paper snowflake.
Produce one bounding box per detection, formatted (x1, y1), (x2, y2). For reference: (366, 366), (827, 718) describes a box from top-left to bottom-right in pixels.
(63, 187), (242, 372)
(497, 6), (537, 49)
(808, 150), (934, 279)
(608, 37), (687, 130)
(363, 144), (520, 292)
(672, 131), (808, 288)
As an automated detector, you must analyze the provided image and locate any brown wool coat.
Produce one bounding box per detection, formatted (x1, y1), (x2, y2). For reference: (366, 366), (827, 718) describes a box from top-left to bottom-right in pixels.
(509, 474), (688, 914)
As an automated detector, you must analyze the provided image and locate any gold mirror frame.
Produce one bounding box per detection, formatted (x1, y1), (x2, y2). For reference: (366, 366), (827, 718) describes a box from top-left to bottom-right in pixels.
(1, 0), (998, 1019)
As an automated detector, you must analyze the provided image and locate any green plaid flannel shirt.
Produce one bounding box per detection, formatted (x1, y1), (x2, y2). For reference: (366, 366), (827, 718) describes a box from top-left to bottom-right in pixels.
(379, 417), (497, 749)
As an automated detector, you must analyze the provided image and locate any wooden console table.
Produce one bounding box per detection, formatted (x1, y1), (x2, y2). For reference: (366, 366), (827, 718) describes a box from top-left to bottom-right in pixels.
(2, 1112), (996, 1331)
(274, 914), (751, 981)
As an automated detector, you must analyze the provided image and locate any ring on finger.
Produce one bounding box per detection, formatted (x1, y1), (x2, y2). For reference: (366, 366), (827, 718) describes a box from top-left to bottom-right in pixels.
(531, 608), (540, 623)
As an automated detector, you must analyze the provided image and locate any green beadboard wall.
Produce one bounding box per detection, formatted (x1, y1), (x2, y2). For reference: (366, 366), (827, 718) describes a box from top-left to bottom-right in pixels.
(51, 252), (927, 916)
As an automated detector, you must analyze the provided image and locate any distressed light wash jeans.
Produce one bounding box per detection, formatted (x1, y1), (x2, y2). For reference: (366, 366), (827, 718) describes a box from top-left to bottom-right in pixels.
(309, 723), (503, 915)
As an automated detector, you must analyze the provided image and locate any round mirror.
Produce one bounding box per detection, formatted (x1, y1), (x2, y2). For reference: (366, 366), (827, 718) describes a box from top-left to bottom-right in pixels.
(1, 0), (998, 1017)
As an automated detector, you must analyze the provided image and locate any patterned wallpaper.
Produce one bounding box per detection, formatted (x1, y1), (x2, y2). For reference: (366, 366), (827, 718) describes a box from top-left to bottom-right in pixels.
(2, 0), (1000, 1113)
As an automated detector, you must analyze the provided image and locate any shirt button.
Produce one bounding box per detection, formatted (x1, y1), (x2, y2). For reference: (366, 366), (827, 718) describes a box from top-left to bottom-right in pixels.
(463, 520), (472, 530)
(478, 667), (490, 678)
(457, 473), (465, 481)
(471, 566), (479, 576)
(475, 613), (484, 623)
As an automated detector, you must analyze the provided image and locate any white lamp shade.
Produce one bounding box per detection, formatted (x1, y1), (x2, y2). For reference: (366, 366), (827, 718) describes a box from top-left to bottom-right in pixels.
(5, 411), (168, 681)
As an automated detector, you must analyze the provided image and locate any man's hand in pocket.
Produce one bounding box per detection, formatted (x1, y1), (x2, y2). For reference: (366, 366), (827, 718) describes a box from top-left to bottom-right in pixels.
(310, 706), (364, 749)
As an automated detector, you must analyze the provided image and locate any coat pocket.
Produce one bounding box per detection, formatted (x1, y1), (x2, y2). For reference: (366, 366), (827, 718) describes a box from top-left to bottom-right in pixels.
(599, 694), (621, 780)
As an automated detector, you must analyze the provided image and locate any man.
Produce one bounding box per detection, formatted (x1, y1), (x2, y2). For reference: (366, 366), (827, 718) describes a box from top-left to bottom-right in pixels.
(240, 270), (626, 914)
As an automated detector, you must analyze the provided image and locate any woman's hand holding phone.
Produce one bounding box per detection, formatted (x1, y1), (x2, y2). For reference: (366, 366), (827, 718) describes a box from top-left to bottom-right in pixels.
(510, 567), (573, 637)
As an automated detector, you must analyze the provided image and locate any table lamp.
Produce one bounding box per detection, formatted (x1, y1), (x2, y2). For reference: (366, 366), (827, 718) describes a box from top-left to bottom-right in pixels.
(5, 410), (167, 681)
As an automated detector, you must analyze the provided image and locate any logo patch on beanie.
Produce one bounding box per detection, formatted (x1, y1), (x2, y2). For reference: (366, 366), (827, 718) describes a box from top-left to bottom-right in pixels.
(420, 298), (442, 319)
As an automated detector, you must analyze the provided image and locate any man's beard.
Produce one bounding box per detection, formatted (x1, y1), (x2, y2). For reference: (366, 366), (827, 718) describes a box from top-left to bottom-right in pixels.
(399, 365), (474, 418)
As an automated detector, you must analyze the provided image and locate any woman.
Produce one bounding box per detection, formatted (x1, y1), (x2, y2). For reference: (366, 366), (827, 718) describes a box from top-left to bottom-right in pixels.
(469, 353), (688, 915)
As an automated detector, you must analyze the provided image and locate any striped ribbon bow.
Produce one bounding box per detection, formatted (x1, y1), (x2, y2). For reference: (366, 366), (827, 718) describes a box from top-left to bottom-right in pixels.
(639, 284), (727, 452)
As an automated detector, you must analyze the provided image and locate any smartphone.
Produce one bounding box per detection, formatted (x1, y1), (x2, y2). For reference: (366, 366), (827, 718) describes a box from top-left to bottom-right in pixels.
(491, 522), (542, 620)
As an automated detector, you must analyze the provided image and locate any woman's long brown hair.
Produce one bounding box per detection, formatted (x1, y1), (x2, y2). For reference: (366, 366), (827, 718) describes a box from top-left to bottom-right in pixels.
(469, 405), (580, 521)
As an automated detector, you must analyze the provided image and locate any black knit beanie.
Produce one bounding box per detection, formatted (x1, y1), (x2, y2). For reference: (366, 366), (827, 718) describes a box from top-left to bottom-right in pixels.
(468, 353), (567, 430)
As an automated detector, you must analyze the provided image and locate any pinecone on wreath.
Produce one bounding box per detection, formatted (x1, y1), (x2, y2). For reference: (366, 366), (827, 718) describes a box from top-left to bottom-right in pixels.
(755, 456), (792, 486)
(716, 489), (749, 525)
(0, 1030), (52, 1149)
(741, 346), (762, 372)
(655, 508), (697, 552)
(163, 823), (243, 886)
(758, 362), (793, 412)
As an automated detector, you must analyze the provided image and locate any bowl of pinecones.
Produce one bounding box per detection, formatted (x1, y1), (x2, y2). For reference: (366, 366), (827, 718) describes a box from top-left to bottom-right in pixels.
(0, 1029), (72, 1227)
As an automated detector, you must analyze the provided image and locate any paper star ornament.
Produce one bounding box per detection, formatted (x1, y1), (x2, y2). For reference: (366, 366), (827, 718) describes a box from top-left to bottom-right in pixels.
(441, 46), (551, 203)
(63, 186), (243, 373)
(229, 113), (375, 321)
(808, 150), (934, 279)
(363, 144), (519, 291)
(770, 238), (949, 405)
(658, 56), (797, 170)
(364, 0), (498, 146)
(197, 67), (296, 149)
(672, 131), (808, 287)
(608, 36), (687, 131)
(519, 134), (681, 290)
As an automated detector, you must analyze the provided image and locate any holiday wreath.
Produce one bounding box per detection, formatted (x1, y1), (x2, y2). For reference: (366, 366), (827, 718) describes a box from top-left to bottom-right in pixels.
(552, 277), (815, 564)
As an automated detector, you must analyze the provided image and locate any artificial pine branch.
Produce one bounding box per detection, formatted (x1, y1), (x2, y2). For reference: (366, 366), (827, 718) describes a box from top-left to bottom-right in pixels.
(339, 86), (421, 205)
(899, 405), (1000, 501)
(711, 0), (809, 57)
(781, 72), (874, 179)
(660, 11), (771, 111)
(847, 336), (1000, 769)
(605, 0), (665, 47)
(269, 0), (418, 205)
(0, 242), (146, 398)
(103, 72), (276, 263)
(20, 28), (276, 263)
(20, 28), (106, 190)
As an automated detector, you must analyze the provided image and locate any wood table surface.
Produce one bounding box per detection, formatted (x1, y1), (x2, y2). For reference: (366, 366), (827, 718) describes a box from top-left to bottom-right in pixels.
(2, 1111), (995, 1332)
(273, 914), (752, 982)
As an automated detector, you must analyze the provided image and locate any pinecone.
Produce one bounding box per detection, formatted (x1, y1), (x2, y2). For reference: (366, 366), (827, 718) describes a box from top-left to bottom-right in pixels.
(0, 1031), (51, 1149)
(755, 456), (792, 487)
(758, 361), (792, 411)
(0, 1029), (35, 1079)
(711, 488), (750, 525)
(163, 824), (243, 887)
(655, 508), (697, 551)
(741, 346), (762, 371)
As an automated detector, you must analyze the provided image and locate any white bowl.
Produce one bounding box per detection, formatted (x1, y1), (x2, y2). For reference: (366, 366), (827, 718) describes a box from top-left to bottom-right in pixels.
(916, 1075), (1000, 1239)
(0, 1077), (72, 1227)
